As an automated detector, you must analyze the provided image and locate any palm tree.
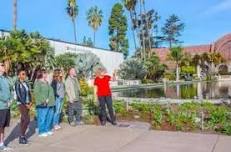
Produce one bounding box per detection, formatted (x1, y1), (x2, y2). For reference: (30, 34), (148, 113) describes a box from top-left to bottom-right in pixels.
(122, 0), (138, 50)
(86, 6), (103, 46)
(197, 52), (224, 77)
(192, 54), (202, 79)
(169, 46), (183, 82)
(140, 0), (152, 57)
(66, 0), (78, 43)
(13, 0), (17, 30)
(209, 52), (224, 74)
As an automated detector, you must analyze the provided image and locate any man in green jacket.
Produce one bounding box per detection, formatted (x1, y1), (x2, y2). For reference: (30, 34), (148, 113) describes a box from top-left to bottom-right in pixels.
(0, 61), (12, 151)
(65, 68), (83, 126)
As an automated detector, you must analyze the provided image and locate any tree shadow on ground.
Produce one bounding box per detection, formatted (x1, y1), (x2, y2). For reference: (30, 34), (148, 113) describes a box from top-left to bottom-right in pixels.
(5, 119), (37, 146)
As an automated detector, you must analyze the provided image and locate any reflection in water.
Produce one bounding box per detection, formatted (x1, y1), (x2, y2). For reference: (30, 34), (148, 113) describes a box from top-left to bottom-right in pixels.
(115, 81), (231, 99)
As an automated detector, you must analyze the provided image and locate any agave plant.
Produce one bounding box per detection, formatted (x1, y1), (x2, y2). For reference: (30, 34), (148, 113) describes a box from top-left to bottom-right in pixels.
(118, 58), (147, 80)
(75, 52), (103, 79)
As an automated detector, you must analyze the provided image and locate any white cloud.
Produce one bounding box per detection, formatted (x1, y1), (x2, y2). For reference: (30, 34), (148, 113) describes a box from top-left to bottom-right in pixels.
(203, 0), (231, 15)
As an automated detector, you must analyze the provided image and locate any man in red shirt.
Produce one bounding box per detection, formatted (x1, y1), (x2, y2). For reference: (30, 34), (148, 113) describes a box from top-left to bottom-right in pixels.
(94, 67), (116, 126)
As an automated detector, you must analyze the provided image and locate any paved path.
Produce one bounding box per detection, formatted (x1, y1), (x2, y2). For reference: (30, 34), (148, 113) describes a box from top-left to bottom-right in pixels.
(4, 120), (231, 152)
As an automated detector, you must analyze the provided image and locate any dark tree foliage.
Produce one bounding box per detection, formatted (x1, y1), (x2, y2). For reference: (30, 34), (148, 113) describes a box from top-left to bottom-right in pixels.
(162, 14), (185, 48)
(109, 3), (129, 58)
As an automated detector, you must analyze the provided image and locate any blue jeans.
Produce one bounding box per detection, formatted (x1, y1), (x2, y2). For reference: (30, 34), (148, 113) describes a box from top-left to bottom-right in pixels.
(37, 107), (54, 134)
(53, 97), (64, 126)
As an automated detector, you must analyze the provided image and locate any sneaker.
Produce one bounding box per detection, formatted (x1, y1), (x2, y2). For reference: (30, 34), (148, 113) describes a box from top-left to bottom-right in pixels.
(54, 125), (61, 130)
(101, 121), (106, 126)
(38, 133), (48, 137)
(76, 121), (84, 126)
(19, 136), (28, 145)
(70, 122), (77, 127)
(111, 122), (117, 126)
(46, 131), (54, 136)
(0, 145), (12, 151)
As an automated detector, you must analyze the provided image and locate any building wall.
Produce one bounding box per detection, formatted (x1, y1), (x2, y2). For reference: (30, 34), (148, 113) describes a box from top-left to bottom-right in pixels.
(0, 29), (124, 75)
(48, 39), (124, 75)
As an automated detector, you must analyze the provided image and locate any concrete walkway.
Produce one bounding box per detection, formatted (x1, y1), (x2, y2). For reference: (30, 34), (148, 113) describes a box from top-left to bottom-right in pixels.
(4, 121), (231, 152)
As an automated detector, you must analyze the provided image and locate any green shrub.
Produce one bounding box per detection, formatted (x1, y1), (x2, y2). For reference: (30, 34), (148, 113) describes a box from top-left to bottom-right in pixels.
(113, 101), (127, 117)
(130, 102), (153, 113)
(207, 106), (231, 131)
(165, 103), (198, 131)
(181, 66), (196, 75)
(164, 72), (176, 81)
(151, 104), (164, 129)
(79, 79), (93, 96)
(222, 123), (231, 135)
(10, 102), (20, 118)
(142, 79), (154, 84)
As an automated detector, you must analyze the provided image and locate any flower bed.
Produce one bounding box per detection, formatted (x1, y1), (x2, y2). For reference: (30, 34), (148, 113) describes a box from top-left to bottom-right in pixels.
(113, 100), (231, 135)
(10, 97), (231, 136)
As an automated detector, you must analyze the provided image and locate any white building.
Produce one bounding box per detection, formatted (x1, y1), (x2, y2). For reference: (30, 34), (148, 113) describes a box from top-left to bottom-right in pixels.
(0, 29), (124, 75)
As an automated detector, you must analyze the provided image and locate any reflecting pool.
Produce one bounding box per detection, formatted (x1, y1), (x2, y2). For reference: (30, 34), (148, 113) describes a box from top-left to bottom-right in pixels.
(114, 81), (231, 100)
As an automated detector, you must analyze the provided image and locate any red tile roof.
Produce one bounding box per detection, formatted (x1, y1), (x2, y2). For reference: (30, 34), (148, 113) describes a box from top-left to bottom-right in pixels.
(153, 33), (231, 69)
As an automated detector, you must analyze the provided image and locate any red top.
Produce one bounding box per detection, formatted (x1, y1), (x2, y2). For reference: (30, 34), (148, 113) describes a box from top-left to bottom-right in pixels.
(94, 75), (112, 97)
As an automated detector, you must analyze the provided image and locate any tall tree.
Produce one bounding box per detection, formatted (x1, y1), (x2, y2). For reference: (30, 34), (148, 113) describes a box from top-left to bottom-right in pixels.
(13, 0), (17, 30)
(169, 46), (183, 81)
(122, 0), (138, 50)
(151, 10), (163, 48)
(140, 0), (152, 57)
(86, 6), (103, 46)
(162, 14), (184, 48)
(0, 30), (55, 79)
(66, 0), (78, 43)
(109, 3), (129, 58)
(138, 9), (160, 58)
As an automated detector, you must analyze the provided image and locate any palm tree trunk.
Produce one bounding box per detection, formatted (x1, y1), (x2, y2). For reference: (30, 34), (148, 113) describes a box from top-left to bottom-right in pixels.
(169, 40), (172, 48)
(176, 63), (180, 82)
(197, 64), (201, 79)
(211, 62), (215, 74)
(13, 0), (17, 30)
(72, 18), (77, 44)
(93, 30), (96, 47)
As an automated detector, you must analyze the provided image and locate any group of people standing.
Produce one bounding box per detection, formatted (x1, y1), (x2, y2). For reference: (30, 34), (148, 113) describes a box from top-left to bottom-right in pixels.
(0, 60), (116, 151)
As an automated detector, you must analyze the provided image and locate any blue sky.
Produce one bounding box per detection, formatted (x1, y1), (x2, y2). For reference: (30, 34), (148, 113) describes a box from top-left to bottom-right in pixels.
(0, 0), (231, 56)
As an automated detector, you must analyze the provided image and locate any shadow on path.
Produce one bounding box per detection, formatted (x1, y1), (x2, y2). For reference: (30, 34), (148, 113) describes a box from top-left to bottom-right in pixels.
(5, 120), (37, 146)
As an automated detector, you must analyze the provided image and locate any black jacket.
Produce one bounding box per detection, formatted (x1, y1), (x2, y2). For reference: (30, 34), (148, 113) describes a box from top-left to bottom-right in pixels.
(51, 80), (58, 97)
(15, 80), (32, 104)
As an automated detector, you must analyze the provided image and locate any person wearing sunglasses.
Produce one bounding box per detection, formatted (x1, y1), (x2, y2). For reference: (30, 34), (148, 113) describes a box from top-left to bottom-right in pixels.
(0, 61), (12, 151)
(51, 69), (65, 130)
(15, 69), (32, 144)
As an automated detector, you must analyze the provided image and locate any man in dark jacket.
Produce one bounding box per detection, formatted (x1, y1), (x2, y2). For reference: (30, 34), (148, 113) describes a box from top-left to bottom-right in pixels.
(15, 69), (32, 144)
